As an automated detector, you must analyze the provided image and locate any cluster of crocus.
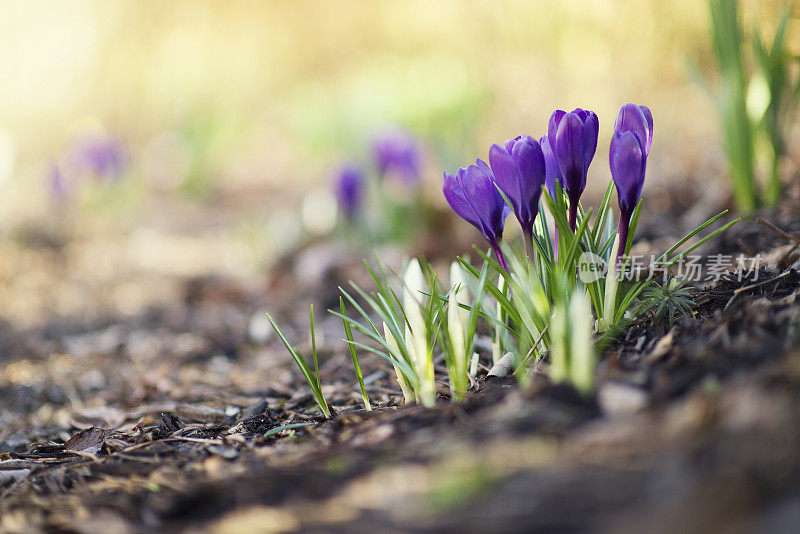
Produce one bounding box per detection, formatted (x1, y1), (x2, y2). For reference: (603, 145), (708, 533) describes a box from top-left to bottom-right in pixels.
(333, 164), (366, 220)
(372, 129), (420, 183)
(443, 105), (652, 266)
(330, 127), (422, 225)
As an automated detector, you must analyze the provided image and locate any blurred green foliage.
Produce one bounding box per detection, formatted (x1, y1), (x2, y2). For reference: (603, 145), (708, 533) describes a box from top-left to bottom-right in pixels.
(753, 6), (800, 205)
(707, 0), (800, 213)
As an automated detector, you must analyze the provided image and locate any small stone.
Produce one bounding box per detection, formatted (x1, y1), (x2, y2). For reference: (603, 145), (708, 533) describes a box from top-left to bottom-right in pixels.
(248, 309), (273, 344)
(598, 382), (648, 416)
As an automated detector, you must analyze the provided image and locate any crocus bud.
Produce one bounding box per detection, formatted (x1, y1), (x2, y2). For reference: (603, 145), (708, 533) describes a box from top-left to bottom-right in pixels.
(333, 164), (365, 221)
(383, 321), (415, 403)
(403, 258), (434, 407)
(547, 108), (599, 230)
(488, 135), (546, 239)
(442, 159), (510, 270)
(447, 262), (470, 400)
(610, 132), (645, 220)
(372, 128), (420, 183)
(610, 104), (653, 258)
(447, 262), (469, 354)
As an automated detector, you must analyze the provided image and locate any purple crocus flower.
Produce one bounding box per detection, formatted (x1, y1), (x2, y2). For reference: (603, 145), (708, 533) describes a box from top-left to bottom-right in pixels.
(547, 108), (599, 230)
(333, 164), (365, 220)
(372, 129), (420, 183)
(488, 135), (545, 241)
(71, 134), (127, 182)
(610, 104), (653, 258)
(48, 164), (69, 202)
(442, 159), (509, 270)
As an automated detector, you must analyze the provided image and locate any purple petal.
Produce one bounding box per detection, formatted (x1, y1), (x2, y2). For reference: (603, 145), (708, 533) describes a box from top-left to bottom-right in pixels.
(372, 128), (420, 182)
(443, 170), (483, 231)
(463, 163), (505, 243)
(475, 158), (492, 175)
(334, 164), (365, 217)
(547, 109), (566, 157)
(511, 137), (545, 227)
(540, 135), (561, 200)
(489, 143), (521, 215)
(614, 104), (650, 158)
(555, 112), (588, 199)
(571, 108), (587, 122)
(639, 105), (654, 155)
(582, 110), (599, 169)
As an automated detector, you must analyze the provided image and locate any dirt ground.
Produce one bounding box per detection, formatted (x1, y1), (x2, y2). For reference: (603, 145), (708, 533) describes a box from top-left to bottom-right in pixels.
(1, 192), (800, 533)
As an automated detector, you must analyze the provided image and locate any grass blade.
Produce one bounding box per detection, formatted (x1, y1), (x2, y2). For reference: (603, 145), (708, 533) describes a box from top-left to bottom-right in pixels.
(340, 297), (372, 410)
(266, 313), (331, 419)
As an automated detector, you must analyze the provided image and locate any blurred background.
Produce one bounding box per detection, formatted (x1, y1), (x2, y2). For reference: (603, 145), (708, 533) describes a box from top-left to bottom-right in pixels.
(0, 0), (795, 325)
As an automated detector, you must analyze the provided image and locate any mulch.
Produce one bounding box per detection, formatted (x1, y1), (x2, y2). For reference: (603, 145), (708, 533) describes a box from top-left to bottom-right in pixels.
(1, 206), (800, 533)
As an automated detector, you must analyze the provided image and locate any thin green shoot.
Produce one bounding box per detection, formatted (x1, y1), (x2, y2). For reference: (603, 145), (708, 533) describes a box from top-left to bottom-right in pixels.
(340, 297), (372, 411)
(266, 310), (331, 419)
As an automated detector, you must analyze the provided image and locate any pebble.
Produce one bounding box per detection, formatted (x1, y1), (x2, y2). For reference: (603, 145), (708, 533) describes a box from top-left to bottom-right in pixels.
(248, 309), (273, 344)
(597, 381), (648, 416)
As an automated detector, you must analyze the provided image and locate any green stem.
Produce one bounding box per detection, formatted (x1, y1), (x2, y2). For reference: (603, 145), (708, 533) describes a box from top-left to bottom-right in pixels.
(523, 229), (534, 262)
(491, 242), (509, 271)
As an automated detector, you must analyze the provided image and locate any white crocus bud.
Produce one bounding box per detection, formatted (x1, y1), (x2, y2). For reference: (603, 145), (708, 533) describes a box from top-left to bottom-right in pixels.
(549, 304), (568, 384)
(448, 262), (470, 399)
(569, 289), (596, 394)
(383, 322), (415, 404)
(403, 258), (434, 406)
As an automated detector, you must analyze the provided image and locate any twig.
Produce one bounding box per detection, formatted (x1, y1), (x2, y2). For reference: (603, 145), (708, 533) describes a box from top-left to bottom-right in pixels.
(0, 459), (68, 470)
(164, 436), (224, 445)
(114, 453), (162, 464)
(723, 270), (791, 311)
(756, 217), (800, 244)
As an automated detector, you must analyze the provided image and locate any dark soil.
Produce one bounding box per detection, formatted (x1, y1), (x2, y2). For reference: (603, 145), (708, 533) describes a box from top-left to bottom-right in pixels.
(1, 204), (800, 533)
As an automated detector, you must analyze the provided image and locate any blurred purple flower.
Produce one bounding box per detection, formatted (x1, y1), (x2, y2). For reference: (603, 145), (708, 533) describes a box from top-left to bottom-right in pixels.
(610, 104), (653, 258)
(71, 134), (127, 182)
(372, 129), (420, 183)
(442, 159), (509, 270)
(333, 164), (365, 220)
(48, 164), (69, 202)
(547, 108), (598, 230)
(488, 135), (545, 239)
